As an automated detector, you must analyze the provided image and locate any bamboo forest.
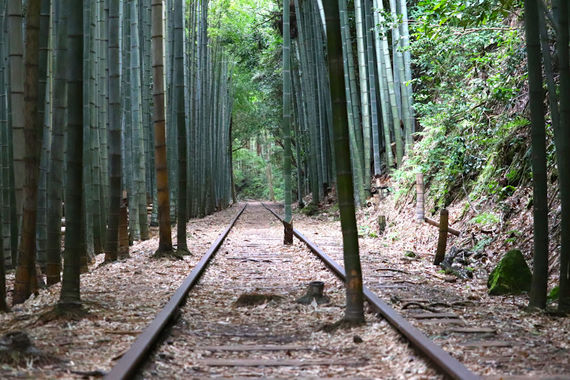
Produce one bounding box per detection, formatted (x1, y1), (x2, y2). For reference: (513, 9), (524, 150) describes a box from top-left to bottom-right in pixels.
(0, 0), (569, 378)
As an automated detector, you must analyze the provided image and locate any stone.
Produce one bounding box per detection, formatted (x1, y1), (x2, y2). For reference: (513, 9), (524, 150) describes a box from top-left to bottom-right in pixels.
(296, 281), (330, 305)
(487, 249), (531, 295)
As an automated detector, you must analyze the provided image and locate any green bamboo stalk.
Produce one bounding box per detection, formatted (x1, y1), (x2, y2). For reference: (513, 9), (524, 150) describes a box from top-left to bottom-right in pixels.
(13, 0), (42, 305)
(389, 0), (412, 149)
(82, 1), (95, 263)
(340, 0), (365, 172)
(36, 0), (51, 270)
(375, 0), (403, 166)
(0, 0), (12, 270)
(372, 0), (393, 169)
(105, 0), (122, 262)
(354, 0), (371, 184)
(174, 0), (189, 254)
(0, 0), (7, 312)
(283, 0), (293, 225)
(323, 0), (365, 324)
(152, 0), (175, 255)
(364, 0), (381, 175)
(339, 0), (365, 204)
(398, 0), (414, 133)
(130, 0), (148, 241)
(59, 0), (83, 308)
(294, 0), (321, 204)
(525, 0), (549, 310)
(7, 0), (25, 246)
(46, 0), (66, 284)
(555, 0), (570, 312)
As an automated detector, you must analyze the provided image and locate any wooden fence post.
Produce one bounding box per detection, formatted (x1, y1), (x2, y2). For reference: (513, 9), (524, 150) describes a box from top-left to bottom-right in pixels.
(416, 173), (424, 223)
(434, 209), (449, 265)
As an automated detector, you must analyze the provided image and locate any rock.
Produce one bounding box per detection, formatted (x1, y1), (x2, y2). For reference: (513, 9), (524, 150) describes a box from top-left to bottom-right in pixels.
(296, 281), (330, 305)
(353, 335), (363, 343)
(487, 249), (531, 295)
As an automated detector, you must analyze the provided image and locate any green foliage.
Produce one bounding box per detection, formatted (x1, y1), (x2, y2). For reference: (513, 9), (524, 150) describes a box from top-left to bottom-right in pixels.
(358, 225), (378, 238)
(393, 0), (528, 209)
(210, 0), (288, 200)
(548, 286), (559, 302)
(470, 211), (500, 226)
(233, 147), (283, 200)
(473, 236), (493, 253)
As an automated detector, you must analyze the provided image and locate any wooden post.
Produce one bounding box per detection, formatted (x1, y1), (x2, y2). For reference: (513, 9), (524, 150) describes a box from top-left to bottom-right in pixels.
(284, 220), (293, 245)
(378, 215), (386, 235)
(416, 173), (424, 223)
(434, 209), (449, 265)
(423, 216), (461, 236)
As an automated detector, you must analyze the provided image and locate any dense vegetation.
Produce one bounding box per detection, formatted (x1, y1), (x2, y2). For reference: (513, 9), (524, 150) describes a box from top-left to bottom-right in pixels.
(0, 0), (568, 316)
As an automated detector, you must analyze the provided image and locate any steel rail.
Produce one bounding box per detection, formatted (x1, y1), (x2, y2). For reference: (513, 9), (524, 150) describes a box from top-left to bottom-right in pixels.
(105, 204), (247, 380)
(261, 203), (479, 380)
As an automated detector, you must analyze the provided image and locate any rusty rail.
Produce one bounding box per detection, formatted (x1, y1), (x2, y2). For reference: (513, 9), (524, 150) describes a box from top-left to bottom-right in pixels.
(105, 204), (247, 380)
(261, 203), (479, 380)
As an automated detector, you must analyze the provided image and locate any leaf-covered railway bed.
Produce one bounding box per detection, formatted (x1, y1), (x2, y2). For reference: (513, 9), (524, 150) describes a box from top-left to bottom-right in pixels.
(280, 200), (570, 379)
(139, 202), (439, 379)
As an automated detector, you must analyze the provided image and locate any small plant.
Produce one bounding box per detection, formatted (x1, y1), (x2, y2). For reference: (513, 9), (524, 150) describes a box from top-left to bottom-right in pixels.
(470, 211), (500, 227)
(547, 286), (559, 302)
(473, 236), (494, 253)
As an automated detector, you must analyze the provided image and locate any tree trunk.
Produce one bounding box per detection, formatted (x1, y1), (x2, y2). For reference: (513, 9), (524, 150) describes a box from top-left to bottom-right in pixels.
(59, 0), (83, 308)
(556, 0), (570, 312)
(105, 0), (122, 262)
(7, 0), (25, 257)
(354, 0), (371, 186)
(323, 0), (365, 324)
(13, 0), (42, 305)
(282, 0), (293, 232)
(525, 0), (549, 310)
(174, 0), (189, 254)
(46, 0), (67, 284)
(151, 0), (174, 255)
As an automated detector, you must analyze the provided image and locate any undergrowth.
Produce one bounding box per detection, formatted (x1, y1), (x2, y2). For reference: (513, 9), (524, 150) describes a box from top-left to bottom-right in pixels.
(393, 0), (539, 213)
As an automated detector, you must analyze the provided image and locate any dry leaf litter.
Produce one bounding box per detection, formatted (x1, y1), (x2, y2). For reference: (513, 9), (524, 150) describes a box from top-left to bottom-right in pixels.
(288, 179), (570, 379)
(141, 202), (438, 379)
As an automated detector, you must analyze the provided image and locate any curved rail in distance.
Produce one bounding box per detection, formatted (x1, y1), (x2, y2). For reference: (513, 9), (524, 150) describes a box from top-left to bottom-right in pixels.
(261, 203), (479, 380)
(105, 204), (247, 380)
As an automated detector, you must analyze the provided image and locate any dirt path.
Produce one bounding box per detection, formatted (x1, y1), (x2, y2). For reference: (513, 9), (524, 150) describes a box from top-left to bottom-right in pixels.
(142, 202), (439, 379)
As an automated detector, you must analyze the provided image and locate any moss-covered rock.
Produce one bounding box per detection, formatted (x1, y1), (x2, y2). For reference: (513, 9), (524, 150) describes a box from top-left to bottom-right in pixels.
(487, 249), (531, 295)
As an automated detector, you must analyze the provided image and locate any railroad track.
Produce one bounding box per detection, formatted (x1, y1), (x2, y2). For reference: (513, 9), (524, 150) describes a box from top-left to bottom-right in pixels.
(105, 202), (478, 379)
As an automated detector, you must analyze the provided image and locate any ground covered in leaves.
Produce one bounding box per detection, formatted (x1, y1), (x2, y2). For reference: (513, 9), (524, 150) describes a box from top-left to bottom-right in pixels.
(141, 203), (436, 379)
(0, 194), (568, 379)
(291, 179), (570, 379)
(0, 205), (239, 379)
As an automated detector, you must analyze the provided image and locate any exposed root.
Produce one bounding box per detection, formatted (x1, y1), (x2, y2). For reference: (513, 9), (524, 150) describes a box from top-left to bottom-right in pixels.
(176, 247), (192, 256)
(37, 303), (90, 324)
(318, 318), (365, 333)
(152, 248), (184, 260)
